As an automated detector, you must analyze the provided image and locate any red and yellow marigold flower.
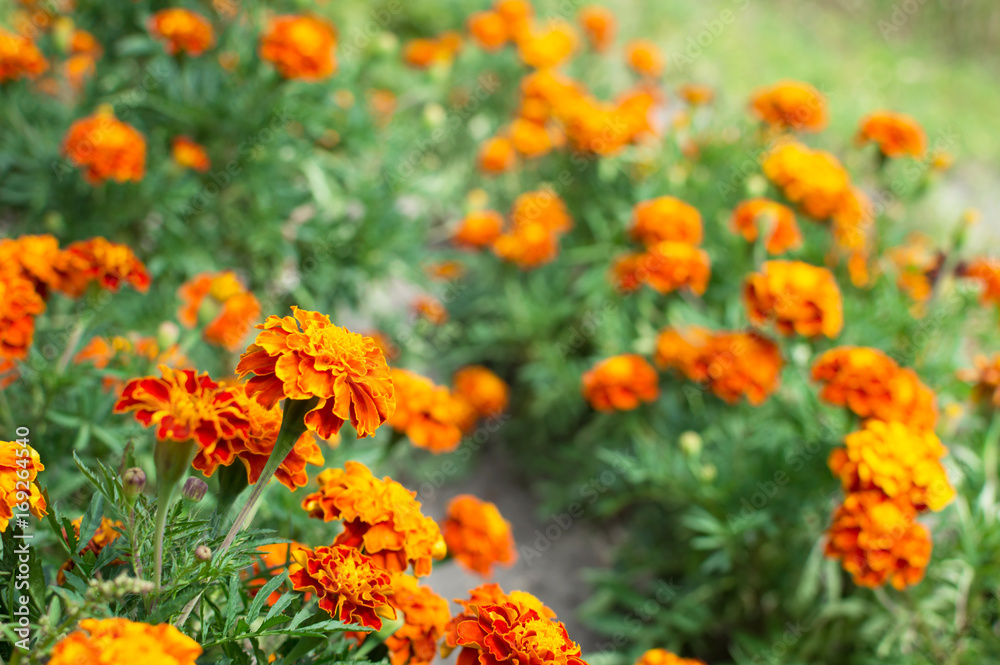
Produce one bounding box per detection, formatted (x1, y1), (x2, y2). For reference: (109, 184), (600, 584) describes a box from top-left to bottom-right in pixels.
(610, 252), (647, 293)
(743, 260), (843, 338)
(811, 347), (938, 431)
(443, 495), (517, 576)
(385, 574), (451, 665)
(625, 39), (664, 77)
(63, 107), (146, 184)
(444, 584), (587, 665)
(1, 440), (47, 532)
(260, 15), (338, 81)
(453, 210), (504, 249)
(478, 137), (516, 174)
(762, 141), (852, 221)
(289, 544), (394, 629)
(55, 237), (151, 297)
(58, 516), (124, 584)
(582, 354), (660, 411)
(635, 648), (706, 665)
(654, 327), (784, 405)
(578, 6), (616, 52)
(148, 8), (215, 56)
(959, 354), (1000, 409)
(856, 110), (926, 159)
(178, 271), (261, 351)
(301, 461), (445, 576)
(0, 234), (63, 292)
(0, 274), (45, 361)
(830, 420), (954, 513)
(749, 80), (827, 132)
(453, 366), (509, 419)
(236, 308), (395, 440)
(631, 196), (703, 247)
(171, 136), (210, 172)
(730, 198), (802, 255)
(389, 368), (465, 453)
(49, 618), (202, 665)
(825, 489), (932, 590)
(637, 242), (711, 295)
(468, 11), (509, 51)
(0, 28), (48, 82)
(517, 21), (577, 69)
(245, 541), (309, 606)
(960, 257), (1000, 308)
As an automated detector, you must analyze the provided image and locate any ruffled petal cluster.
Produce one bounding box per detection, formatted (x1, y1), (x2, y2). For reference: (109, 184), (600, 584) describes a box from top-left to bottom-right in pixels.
(856, 110), (926, 158)
(578, 6), (616, 52)
(743, 260), (843, 338)
(749, 80), (827, 132)
(631, 196), (703, 247)
(453, 210), (505, 249)
(444, 495), (517, 576)
(260, 15), (338, 80)
(762, 141), (851, 221)
(148, 9), (215, 56)
(730, 198), (802, 255)
(288, 544), (395, 629)
(0, 440), (47, 532)
(171, 136), (211, 172)
(492, 190), (574, 270)
(385, 574), (452, 665)
(389, 368), (466, 453)
(452, 366), (509, 421)
(62, 107), (146, 184)
(49, 618), (202, 665)
(582, 354), (659, 411)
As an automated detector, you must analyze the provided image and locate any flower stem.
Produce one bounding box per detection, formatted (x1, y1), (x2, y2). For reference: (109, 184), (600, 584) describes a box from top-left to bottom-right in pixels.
(153, 482), (173, 593)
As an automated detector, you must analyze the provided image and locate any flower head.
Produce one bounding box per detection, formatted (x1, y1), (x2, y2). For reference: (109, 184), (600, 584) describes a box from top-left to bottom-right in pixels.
(512, 190), (573, 234)
(236, 308), (395, 440)
(453, 210), (504, 249)
(389, 369), (465, 454)
(178, 271), (260, 351)
(444, 495), (517, 576)
(49, 618), (202, 665)
(750, 80), (827, 132)
(959, 353), (1000, 409)
(453, 366), (509, 419)
(1, 440), (47, 532)
(172, 136), (210, 172)
(730, 199), (802, 255)
(635, 649), (706, 665)
(301, 461), (444, 576)
(149, 9), (215, 56)
(517, 22), (577, 69)
(679, 84), (714, 106)
(260, 15), (338, 80)
(479, 137), (516, 174)
(743, 260), (843, 338)
(631, 196), (703, 247)
(0, 28), (48, 82)
(289, 544), (395, 629)
(582, 354), (660, 411)
(63, 107), (146, 185)
(762, 142), (851, 221)
(493, 222), (560, 269)
(637, 242), (711, 295)
(0, 234), (63, 294)
(626, 40), (663, 77)
(468, 11), (509, 51)
(509, 118), (552, 158)
(960, 257), (1000, 308)
(856, 110), (926, 159)
(578, 6), (616, 52)
(54, 237), (151, 297)
(385, 574), (451, 665)
(0, 274), (45, 361)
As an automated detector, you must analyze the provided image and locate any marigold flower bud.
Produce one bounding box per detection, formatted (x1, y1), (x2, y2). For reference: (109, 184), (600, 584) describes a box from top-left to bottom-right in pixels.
(121, 467), (146, 503)
(195, 545), (212, 562)
(679, 431), (702, 456)
(182, 477), (208, 503)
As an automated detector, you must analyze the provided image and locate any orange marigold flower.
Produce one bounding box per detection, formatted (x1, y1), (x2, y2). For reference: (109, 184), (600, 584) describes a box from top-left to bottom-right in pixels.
(825, 489), (932, 590)
(830, 420), (954, 513)
(172, 136), (210, 172)
(730, 198), (802, 255)
(468, 11), (509, 51)
(289, 544), (395, 628)
(638, 241), (711, 295)
(149, 8), (215, 56)
(389, 368), (465, 453)
(959, 257), (1000, 307)
(414, 297), (449, 326)
(631, 196), (703, 247)
(493, 222), (560, 269)
(886, 234), (943, 303)
(70, 29), (102, 58)
(443, 495), (517, 576)
(49, 618), (202, 665)
(494, 0), (534, 38)
(0, 233), (64, 294)
(625, 39), (664, 77)
(58, 516), (124, 585)
(578, 6), (615, 52)
(511, 189), (573, 234)
(1, 439), (47, 532)
(743, 260), (843, 338)
(610, 252), (646, 293)
(64, 53), (97, 91)
(444, 584), (587, 665)
(959, 353), (1000, 409)
(453, 210), (504, 249)
(478, 136), (516, 174)
(856, 110), (926, 159)
(404, 39), (443, 68)
(517, 22), (577, 69)
(302, 461), (445, 575)
(654, 327), (784, 405)
(635, 648), (706, 665)
(0, 274), (45, 361)
(582, 354), (659, 411)
(0, 28), (48, 82)
(385, 574), (451, 665)
(453, 366), (508, 419)
(54, 237), (151, 297)
(260, 15), (338, 81)
(509, 118), (552, 158)
(178, 271), (260, 351)
(63, 107), (146, 185)
(245, 541), (309, 606)
(811, 347), (938, 431)
(750, 80), (827, 132)
(762, 141), (851, 221)
(236, 308), (395, 440)
(679, 84), (714, 106)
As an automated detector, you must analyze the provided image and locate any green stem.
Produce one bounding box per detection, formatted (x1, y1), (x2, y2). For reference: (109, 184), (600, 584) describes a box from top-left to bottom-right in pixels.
(153, 482), (173, 593)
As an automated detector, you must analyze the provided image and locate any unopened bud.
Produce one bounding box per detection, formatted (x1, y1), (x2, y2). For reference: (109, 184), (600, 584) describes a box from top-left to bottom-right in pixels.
(679, 431), (702, 457)
(195, 545), (212, 562)
(122, 468), (146, 503)
(181, 477), (208, 503)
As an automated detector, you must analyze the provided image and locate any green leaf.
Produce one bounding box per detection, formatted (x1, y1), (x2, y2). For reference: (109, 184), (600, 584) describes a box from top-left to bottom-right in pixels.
(246, 570), (287, 626)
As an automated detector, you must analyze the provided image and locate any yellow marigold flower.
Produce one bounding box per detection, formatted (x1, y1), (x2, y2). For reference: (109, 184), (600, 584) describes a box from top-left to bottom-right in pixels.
(625, 39), (664, 77)
(856, 110), (926, 159)
(178, 271), (261, 351)
(749, 80), (827, 132)
(148, 8), (215, 56)
(635, 648), (706, 665)
(478, 136), (516, 174)
(582, 354), (660, 411)
(679, 84), (714, 106)
(260, 15), (338, 81)
(444, 584), (587, 665)
(0, 439), (47, 532)
(245, 541), (309, 606)
(959, 257), (1000, 308)
(493, 222), (560, 269)
(453, 366), (509, 419)
(510, 118), (552, 158)
(578, 6), (616, 52)
(49, 618), (202, 665)
(654, 327), (784, 405)
(443, 494), (517, 576)
(63, 107), (146, 185)
(57, 516), (124, 585)
(385, 574), (451, 665)
(236, 308), (395, 440)
(825, 489), (932, 590)
(638, 241), (711, 295)
(0, 28), (48, 82)
(301, 461), (445, 576)
(468, 11), (509, 51)
(171, 136), (210, 172)
(830, 420), (954, 513)
(762, 141), (851, 221)
(414, 296), (449, 326)
(730, 198), (802, 255)
(453, 210), (504, 249)
(743, 260), (843, 338)
(517, 21), (577, 69)
(631, 196), (703, 247)
(389, 368), (465, 454)
(289, 544), (395, 628)
(959, 353), (1000, 409)
(54, 237), (151, 297)
(811, 347), (938, 431)
(0, 274), (45, 361)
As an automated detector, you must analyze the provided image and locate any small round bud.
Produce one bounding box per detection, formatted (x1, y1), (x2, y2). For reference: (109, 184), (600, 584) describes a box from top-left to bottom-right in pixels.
(122, 467), (146, 504)
(194, 545), (212, 562)
(181, 477), (208, 503)
(157, 321), (180, 349)
(678, 431), (702, 457)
